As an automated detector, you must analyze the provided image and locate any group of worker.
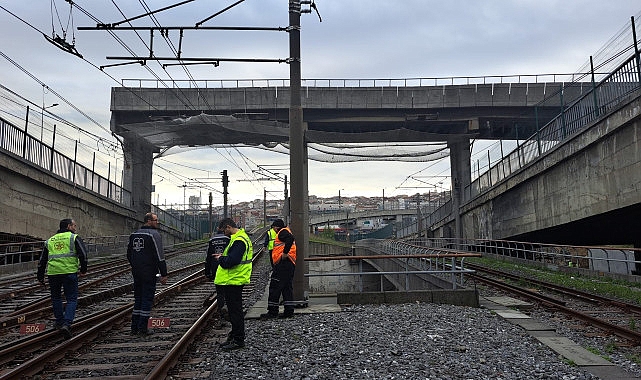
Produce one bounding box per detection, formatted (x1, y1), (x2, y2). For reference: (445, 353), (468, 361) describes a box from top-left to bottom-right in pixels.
(38, 212), (296, 352)
(205, 217), (297, 350)
(37, 213), (170, 339)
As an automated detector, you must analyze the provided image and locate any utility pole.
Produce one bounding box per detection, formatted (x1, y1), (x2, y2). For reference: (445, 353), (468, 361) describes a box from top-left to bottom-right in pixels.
(221, 170), (229, 218)
(289, 0), (309, 305)
(208, 192), (213, 236)
(264, 188), (268, 226)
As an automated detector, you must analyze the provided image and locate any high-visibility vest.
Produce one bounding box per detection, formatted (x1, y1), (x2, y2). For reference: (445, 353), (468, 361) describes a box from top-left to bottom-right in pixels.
(214, 229), (253, 285)
(267, 228), (277, 251)
(46, 231), (80, 275)
(272, 227), (296, 265)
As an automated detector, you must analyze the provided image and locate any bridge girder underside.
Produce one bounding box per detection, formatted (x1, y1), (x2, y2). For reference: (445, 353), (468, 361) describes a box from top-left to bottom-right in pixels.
(110, 106), (558, 149)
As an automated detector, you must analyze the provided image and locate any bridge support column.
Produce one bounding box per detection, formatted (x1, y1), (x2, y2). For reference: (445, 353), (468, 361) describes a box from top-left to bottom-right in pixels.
(448, 138), (471, 239)
(121, 130), (155, 221)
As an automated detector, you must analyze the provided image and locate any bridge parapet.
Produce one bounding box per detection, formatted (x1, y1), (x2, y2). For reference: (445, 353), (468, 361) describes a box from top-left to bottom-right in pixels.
(113, 82), (578, 112)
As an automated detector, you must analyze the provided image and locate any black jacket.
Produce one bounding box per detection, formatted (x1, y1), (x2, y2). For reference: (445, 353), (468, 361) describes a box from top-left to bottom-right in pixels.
(127, 226), (167, 280)
(205, 233), (230, 279)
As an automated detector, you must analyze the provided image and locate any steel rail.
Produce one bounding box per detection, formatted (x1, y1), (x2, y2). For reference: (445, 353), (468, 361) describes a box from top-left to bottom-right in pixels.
(470, 270), (641, 344)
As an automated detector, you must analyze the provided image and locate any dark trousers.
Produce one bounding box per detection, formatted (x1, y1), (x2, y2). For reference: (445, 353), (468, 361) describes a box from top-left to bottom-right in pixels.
(131, 275), (157, 332)
(215, 284), (226, 312)
(267, 259), (295, 315)
(218, 284), (245, 343)
(48, 273), (79, 327)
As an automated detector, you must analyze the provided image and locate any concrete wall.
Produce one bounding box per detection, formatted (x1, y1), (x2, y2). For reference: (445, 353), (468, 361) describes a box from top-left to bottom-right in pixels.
(1, 150), (138, 240)
(306, 241), (384, 293)
(457, 94), (641, 242)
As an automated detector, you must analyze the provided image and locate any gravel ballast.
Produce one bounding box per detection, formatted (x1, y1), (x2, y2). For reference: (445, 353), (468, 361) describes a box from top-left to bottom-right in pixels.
(205, 302), (600, 379)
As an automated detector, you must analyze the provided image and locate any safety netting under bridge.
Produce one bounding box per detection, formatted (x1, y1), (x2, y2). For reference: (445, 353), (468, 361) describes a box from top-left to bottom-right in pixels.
(124, 113), (450, 163)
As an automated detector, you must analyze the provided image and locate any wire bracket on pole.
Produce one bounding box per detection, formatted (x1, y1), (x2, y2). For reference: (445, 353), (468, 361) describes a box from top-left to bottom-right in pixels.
(301, 1), (322, 22)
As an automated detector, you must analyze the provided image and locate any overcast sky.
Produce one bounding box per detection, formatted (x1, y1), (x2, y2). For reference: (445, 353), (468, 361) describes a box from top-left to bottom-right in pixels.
(1, 1), (639, 207)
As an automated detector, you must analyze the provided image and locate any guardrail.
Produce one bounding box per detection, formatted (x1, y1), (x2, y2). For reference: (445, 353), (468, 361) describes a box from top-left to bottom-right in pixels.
(0, 116), (131, 206)
(406, 237), (641, 276)
(0, 233), (188, 267)
(304, 238), (479, 291)
(465, 52), (641, 201)
(121, 73), (604, 89)
(0, 235), (131, 266)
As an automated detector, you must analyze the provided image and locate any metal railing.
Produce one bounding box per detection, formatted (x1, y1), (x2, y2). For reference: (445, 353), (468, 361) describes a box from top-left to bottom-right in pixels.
(0, 116), (131, 206)
(465, 52), (641, 201)
(406, 237), (641, 276)
(121, 73), (604, 89)
(305, 238), (478, 291)
(0, 235), (129, 266)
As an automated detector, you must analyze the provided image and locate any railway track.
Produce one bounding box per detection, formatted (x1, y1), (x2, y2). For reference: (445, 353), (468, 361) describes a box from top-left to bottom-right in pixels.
(0, 236), (267, 379)
(0, 244), (205, 336)
(467, 261), (641, 345)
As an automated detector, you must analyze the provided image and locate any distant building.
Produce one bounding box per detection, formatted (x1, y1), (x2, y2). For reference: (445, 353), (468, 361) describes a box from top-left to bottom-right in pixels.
(309, 202), (355, 213)
(188, 195), (201, 210)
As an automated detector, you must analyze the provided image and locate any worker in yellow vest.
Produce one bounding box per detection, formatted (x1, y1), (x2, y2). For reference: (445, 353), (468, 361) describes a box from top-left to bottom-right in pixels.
(214, 218), (253, 350)
(37, 218), (88, 339)
(263, 226), (277, 267)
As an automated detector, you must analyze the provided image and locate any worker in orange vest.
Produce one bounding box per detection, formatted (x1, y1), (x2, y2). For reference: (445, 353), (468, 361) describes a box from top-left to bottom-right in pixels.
(260, 219), (296, 319)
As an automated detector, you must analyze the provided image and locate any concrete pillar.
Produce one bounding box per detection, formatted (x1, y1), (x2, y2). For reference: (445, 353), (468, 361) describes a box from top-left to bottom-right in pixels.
(121, 130), (155, 221)
(448, 137), (471, 239)
(289, 0), (309, 304)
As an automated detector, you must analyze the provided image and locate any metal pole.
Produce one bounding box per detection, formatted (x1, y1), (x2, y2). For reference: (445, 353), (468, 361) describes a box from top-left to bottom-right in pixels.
(263, 188), (267, 226)
(289, 0), (309, 305)
(50, 124), (56, 171)
(183, 184), (186, 236)
(221, 170), (228, 219)
(284, 174), (289, 225)
(632, 17), (641, 87)
(559, 84), (567, 138)
(209, 192), (213, 235)
(23, 106), (29, 159)
(590, 56), (599, 118)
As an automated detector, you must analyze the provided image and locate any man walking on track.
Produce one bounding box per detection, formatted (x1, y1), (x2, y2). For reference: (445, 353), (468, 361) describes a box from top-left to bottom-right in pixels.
(37, 218), (88, 339)
(127, 212), (168, 336)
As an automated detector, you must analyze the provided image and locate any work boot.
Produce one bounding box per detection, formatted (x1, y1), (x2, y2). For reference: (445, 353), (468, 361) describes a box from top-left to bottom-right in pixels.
(259, 312), (278, 320)
(60, 325), (72, 339)
(278, 312), (294, 319)
(220, 340), (245, 350)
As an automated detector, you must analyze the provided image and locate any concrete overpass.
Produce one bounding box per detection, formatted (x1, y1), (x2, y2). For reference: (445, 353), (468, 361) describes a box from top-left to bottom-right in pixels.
(309, 209), (417, 227)
(4, 73), (637, 249)
(110, 79), (576, 220)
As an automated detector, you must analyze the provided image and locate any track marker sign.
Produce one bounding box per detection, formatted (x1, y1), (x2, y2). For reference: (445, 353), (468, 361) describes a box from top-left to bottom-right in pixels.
(20, 323), (45, 334)
(148, 317), (170, 329)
